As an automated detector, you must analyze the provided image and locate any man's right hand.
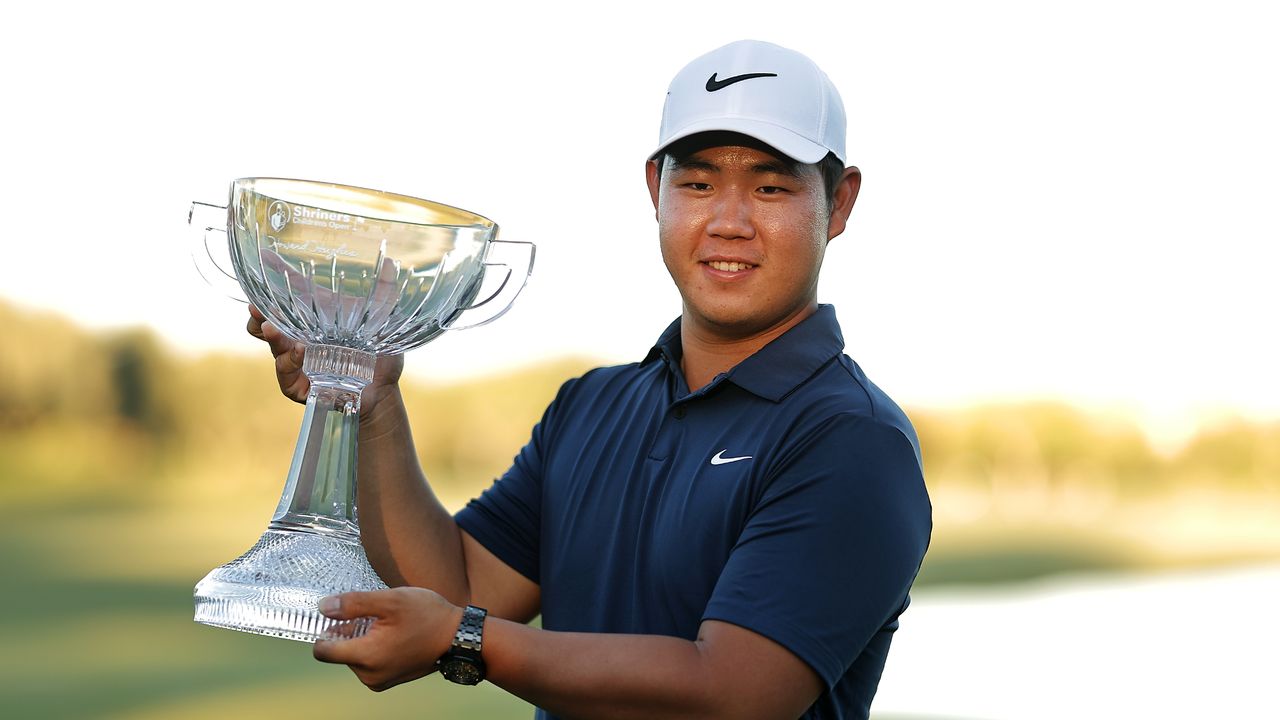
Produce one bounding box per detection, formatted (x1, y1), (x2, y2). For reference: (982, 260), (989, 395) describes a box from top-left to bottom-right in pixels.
(246, 304), (405, 420)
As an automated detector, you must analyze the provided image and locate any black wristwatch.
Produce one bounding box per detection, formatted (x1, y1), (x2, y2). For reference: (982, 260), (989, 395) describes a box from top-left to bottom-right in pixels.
(438, 605), (488, 685)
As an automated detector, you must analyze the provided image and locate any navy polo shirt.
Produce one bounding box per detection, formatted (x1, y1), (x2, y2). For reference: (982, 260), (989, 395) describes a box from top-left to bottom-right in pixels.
(456, 305), (932, 720)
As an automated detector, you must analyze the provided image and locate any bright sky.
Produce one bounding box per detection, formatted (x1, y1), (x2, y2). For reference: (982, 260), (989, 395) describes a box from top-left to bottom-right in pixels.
(4, 1), (1277, 446)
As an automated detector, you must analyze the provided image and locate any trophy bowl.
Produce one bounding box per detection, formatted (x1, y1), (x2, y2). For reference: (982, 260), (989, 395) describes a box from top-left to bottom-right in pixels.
(188, 178), (533, 642)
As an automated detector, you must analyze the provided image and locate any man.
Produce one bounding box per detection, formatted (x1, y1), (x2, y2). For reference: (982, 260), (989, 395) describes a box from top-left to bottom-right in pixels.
(249, 39), (931, 720)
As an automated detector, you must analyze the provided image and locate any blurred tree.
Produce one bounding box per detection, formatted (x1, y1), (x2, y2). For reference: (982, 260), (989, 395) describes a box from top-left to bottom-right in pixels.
(1175, 419), (1280, 489)
(403, 357), (596, 493)
(1096, 425), (1162, 495)
(0, 301), (113, 426)
(1, 296), (1275, 530)
(103, 329), (177, 437)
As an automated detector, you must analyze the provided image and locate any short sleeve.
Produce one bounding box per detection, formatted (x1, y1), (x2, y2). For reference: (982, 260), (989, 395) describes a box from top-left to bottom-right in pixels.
(454, 379), (576, 585)
(701, 413), (932, 688)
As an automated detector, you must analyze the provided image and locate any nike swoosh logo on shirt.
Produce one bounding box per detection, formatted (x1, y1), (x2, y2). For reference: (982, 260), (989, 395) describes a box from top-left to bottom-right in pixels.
(710, 449), (753, 465)
(705, 72), (778, 92)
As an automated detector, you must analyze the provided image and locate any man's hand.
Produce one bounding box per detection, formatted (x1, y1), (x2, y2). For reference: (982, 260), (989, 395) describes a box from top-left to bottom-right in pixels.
(246, 304), (405, 419)
(311, 587), (824, 718)
(246, 304), (309, 403)
(312, 588), (462, 692)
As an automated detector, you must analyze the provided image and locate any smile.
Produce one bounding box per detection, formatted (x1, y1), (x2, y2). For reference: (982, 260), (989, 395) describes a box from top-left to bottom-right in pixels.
(705, 260), (756, 272)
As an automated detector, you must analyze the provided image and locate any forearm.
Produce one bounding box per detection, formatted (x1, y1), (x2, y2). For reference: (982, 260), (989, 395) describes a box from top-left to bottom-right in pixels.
(356, 387), (469, 604)
(479, 616), (821, 720)
(485, 620), (725, 720)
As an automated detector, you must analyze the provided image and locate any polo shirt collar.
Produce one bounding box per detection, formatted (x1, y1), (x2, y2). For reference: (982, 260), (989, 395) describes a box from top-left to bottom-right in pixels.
(641, 305), (846, 403)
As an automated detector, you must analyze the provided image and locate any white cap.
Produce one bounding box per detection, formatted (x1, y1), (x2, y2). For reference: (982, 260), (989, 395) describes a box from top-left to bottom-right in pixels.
(651, 40), (847, 164)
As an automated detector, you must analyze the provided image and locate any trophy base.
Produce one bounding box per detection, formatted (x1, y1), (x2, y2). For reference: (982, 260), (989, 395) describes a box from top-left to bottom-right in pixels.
(194, 526), (388, 643)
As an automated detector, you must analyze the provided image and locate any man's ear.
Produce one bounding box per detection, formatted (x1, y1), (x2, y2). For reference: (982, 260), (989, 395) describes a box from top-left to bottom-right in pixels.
(826, 166), (862, 241)
(646, 159), (662, 218)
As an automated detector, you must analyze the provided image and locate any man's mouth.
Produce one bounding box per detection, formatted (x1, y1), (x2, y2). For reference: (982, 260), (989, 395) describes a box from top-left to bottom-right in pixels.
(705, 260), (756, 272)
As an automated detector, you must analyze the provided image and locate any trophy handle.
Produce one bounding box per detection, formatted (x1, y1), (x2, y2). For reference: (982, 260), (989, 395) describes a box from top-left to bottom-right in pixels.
(442, 239), (536, 331)
(188, 201), (248, 303)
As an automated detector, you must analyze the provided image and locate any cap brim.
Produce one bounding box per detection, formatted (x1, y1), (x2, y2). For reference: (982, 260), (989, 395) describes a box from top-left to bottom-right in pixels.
(648, 117), (833, 164)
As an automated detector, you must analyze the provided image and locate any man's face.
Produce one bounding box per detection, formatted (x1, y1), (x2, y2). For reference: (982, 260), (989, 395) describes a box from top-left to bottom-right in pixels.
(647, 143), (849, 340)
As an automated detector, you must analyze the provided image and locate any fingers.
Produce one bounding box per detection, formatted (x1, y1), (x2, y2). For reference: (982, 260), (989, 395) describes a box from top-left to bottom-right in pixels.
(313, 631), (372, 669)
(246, 305), (266, 340)
(312, 591), (399, 683)
(246, 305), (283, 350)
(274, 340), (305, 380)
(246, 306), (309, 403)
(318, 591), (383, 621)
(311, 591), (384, 666)
(312, 635), (419, 693)
(311, 588), (453, 693)
(247, 308), (304, 360)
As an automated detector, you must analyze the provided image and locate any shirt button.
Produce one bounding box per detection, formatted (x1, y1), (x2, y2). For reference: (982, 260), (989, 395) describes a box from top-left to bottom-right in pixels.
(673, 405), (687, 419)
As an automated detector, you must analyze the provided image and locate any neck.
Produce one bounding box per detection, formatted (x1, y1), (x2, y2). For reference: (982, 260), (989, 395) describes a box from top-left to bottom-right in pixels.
(678, 303), (817, 392)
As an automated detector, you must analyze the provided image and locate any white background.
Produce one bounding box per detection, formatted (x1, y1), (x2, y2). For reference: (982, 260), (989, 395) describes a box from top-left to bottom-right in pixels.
(876, 562), (1280, 719)
(3, 1), (1277, 447)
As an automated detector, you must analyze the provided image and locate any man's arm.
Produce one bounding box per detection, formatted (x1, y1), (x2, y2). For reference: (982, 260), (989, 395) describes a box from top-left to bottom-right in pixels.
(354, 386), (539, 622)
(486, 617), (823, 720)
(247, 307), (540, 623)
(313, 588), (824, 720)
(350, 386), (540, 617)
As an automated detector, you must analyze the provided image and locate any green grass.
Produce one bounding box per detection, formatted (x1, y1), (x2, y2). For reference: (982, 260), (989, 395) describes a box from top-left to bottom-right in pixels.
(0, 498), (533, 720)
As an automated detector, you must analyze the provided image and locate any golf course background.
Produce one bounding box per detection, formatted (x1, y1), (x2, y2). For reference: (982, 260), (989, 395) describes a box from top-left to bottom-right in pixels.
(3, 297), (1278, 719)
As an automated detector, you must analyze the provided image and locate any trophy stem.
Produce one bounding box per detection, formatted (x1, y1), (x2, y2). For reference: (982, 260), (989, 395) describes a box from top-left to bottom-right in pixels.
(194, 344), (388, 643)
(270, 345), (374, 538)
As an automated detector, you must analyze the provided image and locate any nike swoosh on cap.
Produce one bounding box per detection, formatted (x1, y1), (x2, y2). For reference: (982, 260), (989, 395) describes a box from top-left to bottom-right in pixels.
(710, 449), (753, 466)
(705, 72), (778, 92)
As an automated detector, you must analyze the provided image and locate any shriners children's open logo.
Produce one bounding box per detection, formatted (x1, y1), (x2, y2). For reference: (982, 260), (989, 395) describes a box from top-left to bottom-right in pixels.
(268, 201), (290, 232)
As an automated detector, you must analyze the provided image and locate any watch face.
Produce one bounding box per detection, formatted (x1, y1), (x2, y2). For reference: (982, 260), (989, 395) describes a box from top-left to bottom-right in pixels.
(441, 657), (484, 685)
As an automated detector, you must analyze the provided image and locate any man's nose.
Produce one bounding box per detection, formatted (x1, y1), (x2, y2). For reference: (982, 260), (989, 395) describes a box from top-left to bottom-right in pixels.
(705, 190), (755, 241)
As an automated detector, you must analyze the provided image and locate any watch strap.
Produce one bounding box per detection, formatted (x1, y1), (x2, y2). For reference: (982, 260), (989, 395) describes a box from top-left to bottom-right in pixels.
(437, 605), (489, 685)
(452, 605), (487, 658)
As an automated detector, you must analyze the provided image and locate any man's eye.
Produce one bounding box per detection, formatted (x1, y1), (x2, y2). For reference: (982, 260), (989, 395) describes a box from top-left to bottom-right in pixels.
(684, 182), (712, 191)
(759, 186), (788, 194)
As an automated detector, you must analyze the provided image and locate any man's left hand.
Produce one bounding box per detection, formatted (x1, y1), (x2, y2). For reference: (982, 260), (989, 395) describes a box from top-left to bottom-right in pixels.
(312, 587), (463, 692)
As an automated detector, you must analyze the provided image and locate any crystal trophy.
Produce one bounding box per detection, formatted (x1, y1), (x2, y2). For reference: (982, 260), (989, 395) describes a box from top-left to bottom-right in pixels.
(187, 178), (533, 642)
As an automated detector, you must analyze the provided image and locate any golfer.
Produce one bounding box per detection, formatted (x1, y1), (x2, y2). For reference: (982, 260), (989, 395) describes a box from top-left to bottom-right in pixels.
(249, 39), (932, 720)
